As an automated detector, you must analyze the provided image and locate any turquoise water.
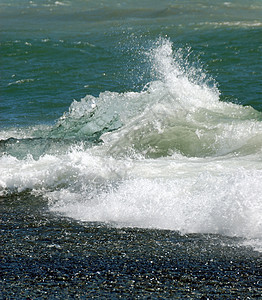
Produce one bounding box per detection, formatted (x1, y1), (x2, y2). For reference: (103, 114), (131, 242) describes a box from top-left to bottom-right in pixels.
(1, 0), (262, 127)
(1, 0), (262, 298)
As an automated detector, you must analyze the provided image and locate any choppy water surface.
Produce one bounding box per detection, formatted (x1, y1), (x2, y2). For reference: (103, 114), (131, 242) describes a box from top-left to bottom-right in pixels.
(1, 0), (262, 298)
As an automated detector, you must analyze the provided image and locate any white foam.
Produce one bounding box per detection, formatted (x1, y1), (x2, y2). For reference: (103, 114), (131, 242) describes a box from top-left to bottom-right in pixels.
(200, 21), (262, 28)
(47, 160), (262, 239)
(1, 38), (262, 252)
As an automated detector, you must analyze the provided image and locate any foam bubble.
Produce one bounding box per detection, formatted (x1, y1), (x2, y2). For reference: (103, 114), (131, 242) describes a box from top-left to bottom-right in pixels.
(48, 168), (262, 240)
(1, 38), (262, 252)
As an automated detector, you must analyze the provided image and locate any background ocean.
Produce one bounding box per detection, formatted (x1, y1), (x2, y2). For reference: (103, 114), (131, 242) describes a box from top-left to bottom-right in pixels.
(1, 0), (262, 298)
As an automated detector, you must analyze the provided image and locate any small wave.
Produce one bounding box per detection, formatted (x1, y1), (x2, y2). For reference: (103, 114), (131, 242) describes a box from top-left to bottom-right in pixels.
(43, 1), (70, 8)
(8, 78), (35, 86)
(199, 21), (262, 28)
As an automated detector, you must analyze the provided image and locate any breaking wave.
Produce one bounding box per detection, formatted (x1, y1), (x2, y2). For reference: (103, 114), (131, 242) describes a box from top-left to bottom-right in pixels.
(1, 38), (262, 251)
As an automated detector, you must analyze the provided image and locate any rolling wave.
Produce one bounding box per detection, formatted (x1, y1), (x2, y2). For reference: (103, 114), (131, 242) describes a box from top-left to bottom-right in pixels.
(1, 38), (262, 251)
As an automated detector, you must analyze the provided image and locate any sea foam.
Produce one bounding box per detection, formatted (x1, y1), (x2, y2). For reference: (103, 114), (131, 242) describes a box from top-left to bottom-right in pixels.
(1, 38), (262, 251)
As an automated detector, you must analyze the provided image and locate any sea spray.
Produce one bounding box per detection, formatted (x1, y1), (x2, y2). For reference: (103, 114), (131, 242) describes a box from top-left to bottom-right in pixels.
(101, 39), (262, 158)
(48, 39), (262, 247)
(1, 38), (262, 252)
(49, 170), (262, 239)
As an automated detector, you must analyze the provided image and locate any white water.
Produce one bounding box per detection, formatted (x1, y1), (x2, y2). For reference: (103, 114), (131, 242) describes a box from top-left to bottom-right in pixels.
(1, 38), (262, 251)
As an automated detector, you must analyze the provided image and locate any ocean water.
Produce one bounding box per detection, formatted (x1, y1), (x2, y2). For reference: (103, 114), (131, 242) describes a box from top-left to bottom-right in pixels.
(1, 0), (262, 298)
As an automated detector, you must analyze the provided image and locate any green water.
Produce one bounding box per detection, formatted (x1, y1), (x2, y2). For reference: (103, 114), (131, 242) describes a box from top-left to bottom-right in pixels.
(1, 0), (262, 126)
(1, 0), (262, 298)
